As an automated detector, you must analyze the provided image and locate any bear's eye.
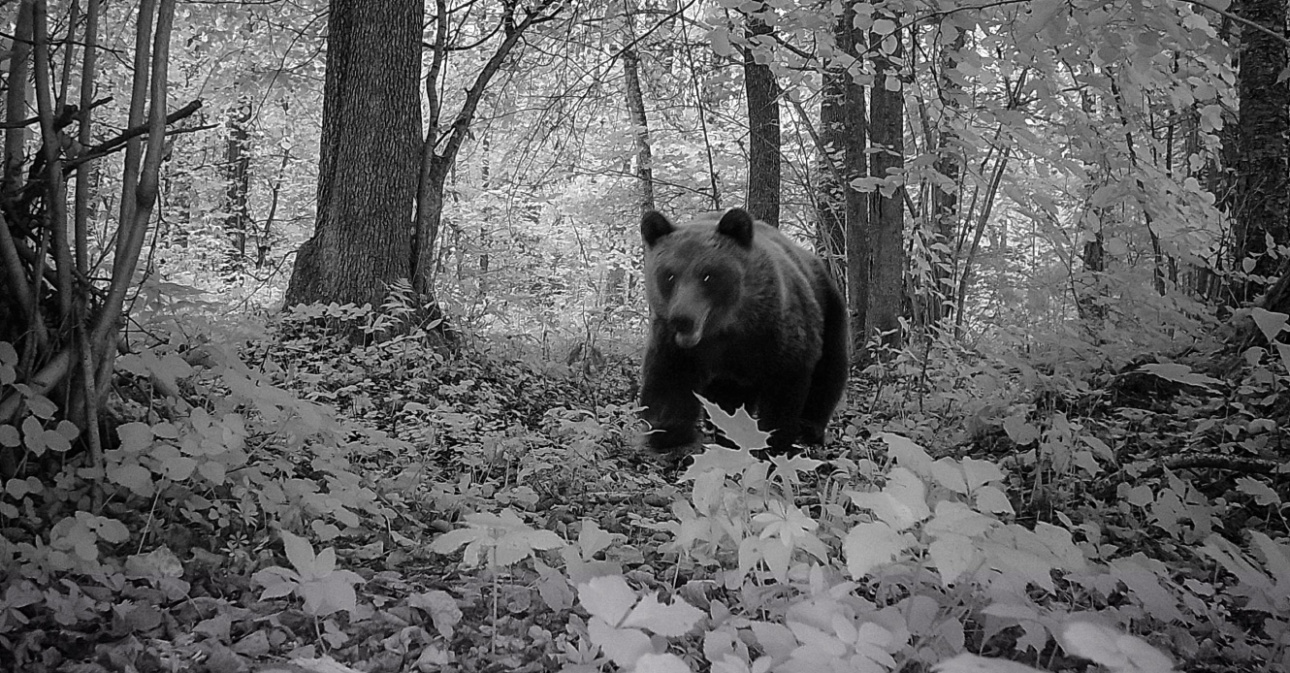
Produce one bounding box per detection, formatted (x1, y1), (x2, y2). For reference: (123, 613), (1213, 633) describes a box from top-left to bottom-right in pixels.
(667, 273), (675, 284)
(703, 274), (711, 283)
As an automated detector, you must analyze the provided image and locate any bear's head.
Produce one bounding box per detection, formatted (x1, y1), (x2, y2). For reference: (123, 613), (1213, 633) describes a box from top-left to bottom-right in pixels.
(641, 208), (755, 349)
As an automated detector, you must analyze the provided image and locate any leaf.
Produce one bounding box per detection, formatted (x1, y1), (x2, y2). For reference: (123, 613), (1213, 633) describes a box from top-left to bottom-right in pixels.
(1059, 620), (1176, 672)
(847, 467), (929, 530)
(934, 653), (1047, 673)
(635, 653), (692, 673)
(973, 485), (1014, 515)
(300, 574), (358, 616)
(698, 395), (769, 450)
(429, 528), (483, 556)
(961, 458), (1004, 490)
(708, 27), (734, 58)
(881, 433), (934, 475)
(1002, 414), (1039, 446)
(1249, 531), (1290, 587)
(26, 394), (57, 419)
(118, 422), (155, 452)
(843, 522), (905, 579)
(1139, 363), (1222, 389)
(577, 519), (616, 560)
(1250, 307), (1289, 342)
(281, 530), (318, 575)
(108, 464), (155, 496)
(588, 616), (653, 668)
(0, 424), (18, 447)
(622, 592), (704, 636)
(578, 575), (637, 626)
(928, 534), (977, 586)
(1236, 477), (1280, 506)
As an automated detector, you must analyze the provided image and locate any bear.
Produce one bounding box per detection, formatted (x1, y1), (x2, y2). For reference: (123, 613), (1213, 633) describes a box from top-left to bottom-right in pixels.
(638, 207), (848, 454)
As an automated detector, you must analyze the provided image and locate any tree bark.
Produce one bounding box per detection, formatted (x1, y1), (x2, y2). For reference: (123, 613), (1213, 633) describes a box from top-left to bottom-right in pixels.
(742, 5), (780, 227)
(865, 19), (905, 352)
(1232, 0), (1290, 303)
(223, 95), (252, 273)
(616, 3), (654, 305)
(285, 0), (423, 309)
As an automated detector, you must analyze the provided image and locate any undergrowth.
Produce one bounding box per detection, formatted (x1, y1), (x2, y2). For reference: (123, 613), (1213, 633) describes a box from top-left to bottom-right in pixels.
(1, 297), (1288, 672)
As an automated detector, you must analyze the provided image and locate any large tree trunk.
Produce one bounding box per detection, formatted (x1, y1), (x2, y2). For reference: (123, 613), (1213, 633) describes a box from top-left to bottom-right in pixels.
(285, 0), (422, 309)
(612, 1), (654, 306)
(865, 20), (905, 353)
(1232, 0), (1290, 304)
(742, 5), (780, 227)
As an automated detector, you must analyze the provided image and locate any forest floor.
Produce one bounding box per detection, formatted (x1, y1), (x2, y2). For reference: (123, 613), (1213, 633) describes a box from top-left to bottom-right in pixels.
(5, 313), (1285, 673)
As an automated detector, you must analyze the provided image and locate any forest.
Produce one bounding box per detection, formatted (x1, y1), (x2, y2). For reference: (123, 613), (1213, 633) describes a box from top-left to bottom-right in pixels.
(1, 0), (1289, 672)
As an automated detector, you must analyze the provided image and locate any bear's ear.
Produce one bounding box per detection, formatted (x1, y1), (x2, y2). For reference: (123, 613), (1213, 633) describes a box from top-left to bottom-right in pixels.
(641, 211), (675, 246)
(717, 208), (755, 247)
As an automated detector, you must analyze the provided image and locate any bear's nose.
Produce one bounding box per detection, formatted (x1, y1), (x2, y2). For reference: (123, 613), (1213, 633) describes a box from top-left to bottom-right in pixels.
(670, 315), (696, 335)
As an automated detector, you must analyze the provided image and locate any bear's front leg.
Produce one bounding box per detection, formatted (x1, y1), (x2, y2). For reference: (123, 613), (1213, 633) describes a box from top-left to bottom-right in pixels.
(639, 341), (702, 453)
(755, 376), (812, 453)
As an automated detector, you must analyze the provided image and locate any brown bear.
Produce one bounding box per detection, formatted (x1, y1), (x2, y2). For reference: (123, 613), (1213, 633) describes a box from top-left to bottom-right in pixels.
(638, 207), (848, 454)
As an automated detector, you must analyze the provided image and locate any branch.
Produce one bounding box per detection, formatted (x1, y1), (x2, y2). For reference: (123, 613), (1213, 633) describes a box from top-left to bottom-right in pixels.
(65, 98), (201, 170)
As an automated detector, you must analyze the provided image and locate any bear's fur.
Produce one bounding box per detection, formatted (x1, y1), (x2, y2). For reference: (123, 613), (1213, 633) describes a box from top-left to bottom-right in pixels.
(638, 207), (848, 453)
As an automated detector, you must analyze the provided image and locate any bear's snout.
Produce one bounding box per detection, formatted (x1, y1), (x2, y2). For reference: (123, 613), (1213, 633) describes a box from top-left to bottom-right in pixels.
(668, 313), (706, 348)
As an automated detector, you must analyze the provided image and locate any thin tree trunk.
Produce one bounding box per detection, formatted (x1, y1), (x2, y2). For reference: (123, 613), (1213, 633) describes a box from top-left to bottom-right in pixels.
(4, 1), (33, 190)
(412, 0), (562, 295)
(223, 95), (253, 272)
(742, 5), (780, 227)
(616, 6), (654, 305)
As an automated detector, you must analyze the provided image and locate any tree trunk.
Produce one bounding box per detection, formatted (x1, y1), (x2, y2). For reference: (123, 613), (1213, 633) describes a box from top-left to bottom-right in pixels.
(742, 5), (780, 227)
(412, 0), (561, 295)
(285, 0), (423, 309)
(926, 29), (965, 329)
(865, 20), (905, 352)
(613, 1), (654, 305)
(3, 1), (33, 191)
(223, 95), (252, 273)
(1232, 0), (1290, 303)
(816, 13), (848, 294)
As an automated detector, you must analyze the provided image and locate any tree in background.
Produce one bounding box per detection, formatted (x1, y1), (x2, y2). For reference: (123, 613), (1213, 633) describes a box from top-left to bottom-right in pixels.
(741, 3), (780, 227)
(864, 12), (905, 354)
(1232, 0), (1289, 306)
(284, 0), (422, 310)
(411, 0), (565, 297)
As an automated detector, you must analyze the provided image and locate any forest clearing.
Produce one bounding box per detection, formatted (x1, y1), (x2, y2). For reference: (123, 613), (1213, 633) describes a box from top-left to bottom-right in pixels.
(2, 1), (1289, 672)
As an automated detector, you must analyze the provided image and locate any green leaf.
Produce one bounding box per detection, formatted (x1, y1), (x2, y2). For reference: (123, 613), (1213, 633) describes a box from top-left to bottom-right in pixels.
(281, 530), (318, 575)
(843, 522), (905, 579)
(929, 534), (977, 586)
(1139, 362), (1222, 389)
(621, 592), (703, 636)
(1250, 307), (1289, 342)
(108, 464), (155, 496)
(708, 27), (734, 58)
(847, 467), (929, 531)
(1058, 620), (1176, 672)
(1236, 477), (1280, 506)
(698, 395), (769, 450)
(409, 590), (463, 639)
(118, 423), (155, 452)
(0, 424), (19, 448)
(578, 575), (637, 626)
